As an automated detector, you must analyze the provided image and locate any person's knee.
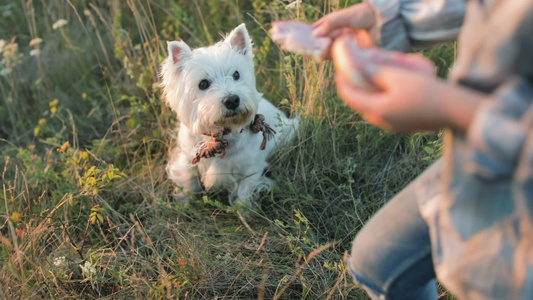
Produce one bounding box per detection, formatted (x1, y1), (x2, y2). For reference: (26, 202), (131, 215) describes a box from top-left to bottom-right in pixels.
(348, 232), (437, 300)
(348, 234), (389, 299)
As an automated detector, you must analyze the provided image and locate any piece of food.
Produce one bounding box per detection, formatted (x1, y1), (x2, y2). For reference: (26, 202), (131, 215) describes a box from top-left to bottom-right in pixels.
(331, 33), (376, 90)
(332, 33), (435, 90)
(271, 21), (331, 61)
(271, 20), (435, 90)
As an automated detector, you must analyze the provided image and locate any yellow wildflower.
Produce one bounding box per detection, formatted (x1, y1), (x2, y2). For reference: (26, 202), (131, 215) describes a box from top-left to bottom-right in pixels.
(11, 212), (21, 222)
(79, 151), (89, 160)
(57, 141), (69, 153)
(49, 99), (59, 107)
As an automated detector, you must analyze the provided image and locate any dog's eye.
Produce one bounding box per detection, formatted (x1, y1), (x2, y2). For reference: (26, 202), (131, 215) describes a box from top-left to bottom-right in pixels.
(199, 79), (210, 90)
(233, 71), (240, 81)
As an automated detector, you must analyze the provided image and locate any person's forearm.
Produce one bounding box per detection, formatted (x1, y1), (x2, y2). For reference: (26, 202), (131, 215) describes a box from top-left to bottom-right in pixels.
(434, 79), (489, 132)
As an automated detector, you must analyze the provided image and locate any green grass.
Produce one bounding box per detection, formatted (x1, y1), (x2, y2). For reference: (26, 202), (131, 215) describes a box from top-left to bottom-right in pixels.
(0, 0), (452, 299)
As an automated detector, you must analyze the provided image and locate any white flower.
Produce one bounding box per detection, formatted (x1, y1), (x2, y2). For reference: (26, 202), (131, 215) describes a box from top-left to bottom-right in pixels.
(29, 38), (43, 47)
(29, 49), (41, 56)
(52, 19), (68, 30)
(0, 39), (5, 51)
(52, 256), (65, 267)
(80, 260), (96, 277)
(285, 0), (302, 9)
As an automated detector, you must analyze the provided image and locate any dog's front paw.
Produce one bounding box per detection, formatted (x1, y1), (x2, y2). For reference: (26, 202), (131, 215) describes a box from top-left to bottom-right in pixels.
(171, 187), (192, 205)
(229, 176), (275, 206)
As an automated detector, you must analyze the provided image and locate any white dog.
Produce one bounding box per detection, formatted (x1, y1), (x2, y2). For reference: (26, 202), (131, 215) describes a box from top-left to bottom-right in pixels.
(160, 24), (298, 205)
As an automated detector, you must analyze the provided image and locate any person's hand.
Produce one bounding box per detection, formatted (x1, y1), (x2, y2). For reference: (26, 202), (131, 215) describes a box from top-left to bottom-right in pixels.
(333, 37), (487, 133)
(312, 3), (376, 59)
(312, 3), (376, 39)
(335, 68), (449, 133)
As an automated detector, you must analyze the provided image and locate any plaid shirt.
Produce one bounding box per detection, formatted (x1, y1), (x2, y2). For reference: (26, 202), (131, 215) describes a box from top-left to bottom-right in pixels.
(366, 0), (533, 298)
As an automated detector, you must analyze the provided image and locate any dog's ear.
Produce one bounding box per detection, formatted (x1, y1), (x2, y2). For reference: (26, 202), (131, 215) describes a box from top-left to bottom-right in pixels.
(167, 40), (192, 64)
(225, 23), (253, 56)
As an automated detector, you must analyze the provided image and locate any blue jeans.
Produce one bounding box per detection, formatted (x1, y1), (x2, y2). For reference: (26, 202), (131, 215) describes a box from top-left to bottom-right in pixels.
(348, 162), (442, 300)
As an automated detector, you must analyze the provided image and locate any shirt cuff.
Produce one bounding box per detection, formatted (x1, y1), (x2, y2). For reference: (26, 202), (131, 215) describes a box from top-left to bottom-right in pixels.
(364, 0), (465, 52)
(466, 78), (533, 180)
(365, 0), (410, 51)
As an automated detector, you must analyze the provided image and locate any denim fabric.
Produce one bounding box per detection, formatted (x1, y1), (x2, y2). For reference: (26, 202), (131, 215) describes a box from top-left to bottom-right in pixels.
(348, 161), (442, 300)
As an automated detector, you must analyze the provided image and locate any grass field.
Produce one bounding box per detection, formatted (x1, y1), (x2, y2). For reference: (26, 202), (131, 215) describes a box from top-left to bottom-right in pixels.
(0, 0), (453, 299)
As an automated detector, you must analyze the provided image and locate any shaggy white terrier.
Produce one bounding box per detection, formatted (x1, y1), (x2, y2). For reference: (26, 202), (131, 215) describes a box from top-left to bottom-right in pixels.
(160, 24), (298, 205)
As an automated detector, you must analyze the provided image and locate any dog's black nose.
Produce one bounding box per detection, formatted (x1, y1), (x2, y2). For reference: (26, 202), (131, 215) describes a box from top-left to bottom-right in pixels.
(223, 95), (240, 110)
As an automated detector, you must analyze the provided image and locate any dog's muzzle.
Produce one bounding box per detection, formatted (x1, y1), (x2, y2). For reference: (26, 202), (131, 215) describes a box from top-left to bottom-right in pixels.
(223, 94), (240, 110)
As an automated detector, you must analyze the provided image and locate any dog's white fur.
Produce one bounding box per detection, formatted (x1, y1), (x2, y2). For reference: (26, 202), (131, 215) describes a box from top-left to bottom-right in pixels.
(160, 24), (297, 205)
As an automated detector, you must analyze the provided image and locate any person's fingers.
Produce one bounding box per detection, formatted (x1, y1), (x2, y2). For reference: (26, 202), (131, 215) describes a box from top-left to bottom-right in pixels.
(318, 28), (345, 60)
(347, 3), (376, 30)
(331, 33), (377, 90)
(313, 3), (376, 38)
(369, 65), (427, 92)
(332, 34), (434, 91)
(392, 53), (435, 75)
(312, 13), (350, 37)
(352, 29), (373, 47)
(311, 17), (326, 28)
